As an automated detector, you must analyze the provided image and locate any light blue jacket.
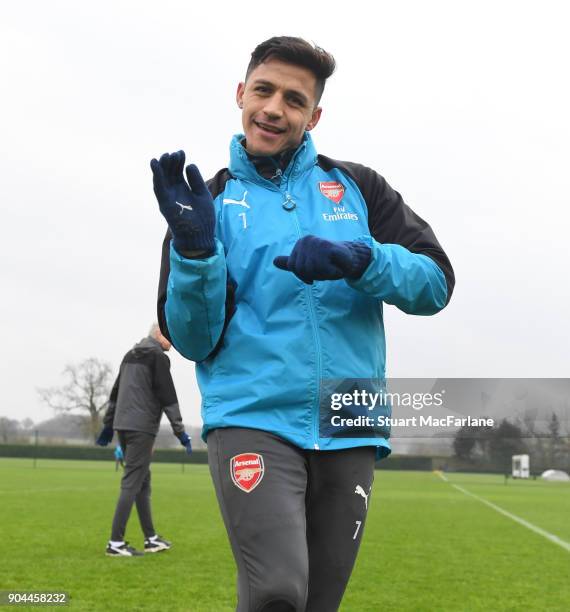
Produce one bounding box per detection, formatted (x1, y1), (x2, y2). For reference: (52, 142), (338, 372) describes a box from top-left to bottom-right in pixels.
(159, 133), (453, 457)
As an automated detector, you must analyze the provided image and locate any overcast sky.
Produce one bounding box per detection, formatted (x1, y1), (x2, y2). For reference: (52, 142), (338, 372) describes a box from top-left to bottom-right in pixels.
(1, 0), (568, 427)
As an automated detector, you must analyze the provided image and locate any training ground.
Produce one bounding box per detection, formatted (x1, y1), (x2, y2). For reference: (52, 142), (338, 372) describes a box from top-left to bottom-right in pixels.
(1, 459), (569, 611)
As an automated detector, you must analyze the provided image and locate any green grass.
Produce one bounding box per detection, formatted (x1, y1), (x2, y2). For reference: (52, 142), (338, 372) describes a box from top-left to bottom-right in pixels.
(1, 459), (569, 611)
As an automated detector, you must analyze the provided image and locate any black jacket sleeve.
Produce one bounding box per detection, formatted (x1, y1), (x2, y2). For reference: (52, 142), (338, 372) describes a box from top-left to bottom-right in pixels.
(102, 370), (121, 428)
(152, 352), (185, 437)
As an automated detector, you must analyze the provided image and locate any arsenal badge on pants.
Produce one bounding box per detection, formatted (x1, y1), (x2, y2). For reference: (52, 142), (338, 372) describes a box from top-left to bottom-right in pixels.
(230, 453), (264, 493)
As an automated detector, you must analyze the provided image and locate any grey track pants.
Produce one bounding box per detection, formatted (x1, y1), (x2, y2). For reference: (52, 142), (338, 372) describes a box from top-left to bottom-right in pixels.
(208, 428), (376, 612)
(110, 430), (156, 541)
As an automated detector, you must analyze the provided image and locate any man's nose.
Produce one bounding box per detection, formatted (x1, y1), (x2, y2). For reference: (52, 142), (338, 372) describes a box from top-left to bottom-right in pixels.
(262, 94), (284, 118)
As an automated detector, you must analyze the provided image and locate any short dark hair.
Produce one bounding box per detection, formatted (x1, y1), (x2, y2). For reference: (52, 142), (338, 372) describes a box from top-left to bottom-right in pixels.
(246, 36), (336, 105)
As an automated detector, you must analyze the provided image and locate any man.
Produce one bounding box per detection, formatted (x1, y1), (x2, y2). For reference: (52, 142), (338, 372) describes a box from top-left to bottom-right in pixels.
(152, 37), (454, 610)
(96, 324), (192, 557)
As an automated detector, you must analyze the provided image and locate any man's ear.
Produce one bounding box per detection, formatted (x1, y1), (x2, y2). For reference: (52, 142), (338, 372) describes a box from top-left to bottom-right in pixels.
(236, 82), (245, 109)
(306, 106), (322, 131)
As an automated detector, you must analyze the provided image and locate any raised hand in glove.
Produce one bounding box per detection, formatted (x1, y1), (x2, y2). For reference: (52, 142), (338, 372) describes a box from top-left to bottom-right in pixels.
(150, 150), (215, 257)
(274, 235), (371, 285)
(96, 426), (114, 447)
(178, 432), (193, 456)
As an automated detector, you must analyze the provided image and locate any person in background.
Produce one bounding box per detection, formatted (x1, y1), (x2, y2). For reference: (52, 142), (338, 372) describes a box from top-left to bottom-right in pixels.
(114, 444), (124, 471)
(96, 323), (192, 557)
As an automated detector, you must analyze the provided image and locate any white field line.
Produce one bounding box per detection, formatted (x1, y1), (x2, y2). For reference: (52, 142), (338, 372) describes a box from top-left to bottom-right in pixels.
(435, 472), (570, 553)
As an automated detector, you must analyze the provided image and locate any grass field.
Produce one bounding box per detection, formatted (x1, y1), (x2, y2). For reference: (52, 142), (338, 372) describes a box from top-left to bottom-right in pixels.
(1, 458), (569, 611)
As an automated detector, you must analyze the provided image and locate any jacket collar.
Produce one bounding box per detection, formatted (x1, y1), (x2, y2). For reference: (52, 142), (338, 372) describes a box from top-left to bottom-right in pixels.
(135, 336), (163, 352)
(228, 132), (318, 185)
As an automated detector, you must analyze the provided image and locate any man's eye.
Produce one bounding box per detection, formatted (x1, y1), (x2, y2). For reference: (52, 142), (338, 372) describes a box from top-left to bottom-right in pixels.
(255, 86), (270, 93)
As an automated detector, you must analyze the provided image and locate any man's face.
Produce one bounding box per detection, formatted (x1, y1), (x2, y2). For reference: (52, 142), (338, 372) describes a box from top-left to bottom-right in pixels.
(236, 59), (322, 157)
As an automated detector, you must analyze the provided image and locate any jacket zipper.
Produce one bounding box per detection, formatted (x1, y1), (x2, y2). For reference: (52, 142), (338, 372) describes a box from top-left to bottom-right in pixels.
(283, 187), (322, 450)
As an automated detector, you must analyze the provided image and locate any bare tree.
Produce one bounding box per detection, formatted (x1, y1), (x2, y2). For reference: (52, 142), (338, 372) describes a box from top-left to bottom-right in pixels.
(0, 417), (20, 444)
(38, 358), (114, 442)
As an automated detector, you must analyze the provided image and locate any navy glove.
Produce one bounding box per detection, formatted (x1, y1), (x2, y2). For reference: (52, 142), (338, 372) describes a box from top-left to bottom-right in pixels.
(178, 432), (192, 455)
(96, 426), (114, 447)
(274, 235), (371, 285)
(150, 150), (215, 256)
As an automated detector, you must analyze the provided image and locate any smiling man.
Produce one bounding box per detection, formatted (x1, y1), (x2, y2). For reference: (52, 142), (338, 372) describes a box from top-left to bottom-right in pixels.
(152, 36), (454, 611)
(236, 58), (322, 156)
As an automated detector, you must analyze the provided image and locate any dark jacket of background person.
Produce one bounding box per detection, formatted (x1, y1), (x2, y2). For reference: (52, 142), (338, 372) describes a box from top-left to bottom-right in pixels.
(102, 336), (184, 436)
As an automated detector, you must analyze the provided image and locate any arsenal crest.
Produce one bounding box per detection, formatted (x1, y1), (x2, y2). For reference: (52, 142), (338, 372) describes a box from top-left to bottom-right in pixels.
(319, 181), (345, 204)
(230, 453), (264, 493)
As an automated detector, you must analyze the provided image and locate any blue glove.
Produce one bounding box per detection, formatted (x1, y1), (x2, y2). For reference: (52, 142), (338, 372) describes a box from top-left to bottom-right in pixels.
(274, 235), (371, 285)
(150, 150), (215, 256)
(96, 427), (114, 447)
(178, 432), (192, 455)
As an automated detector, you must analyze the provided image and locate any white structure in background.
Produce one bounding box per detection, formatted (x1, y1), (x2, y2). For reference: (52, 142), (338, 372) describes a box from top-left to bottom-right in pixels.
(512, 454), (530, 478)
(541, 469), (570, 482)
